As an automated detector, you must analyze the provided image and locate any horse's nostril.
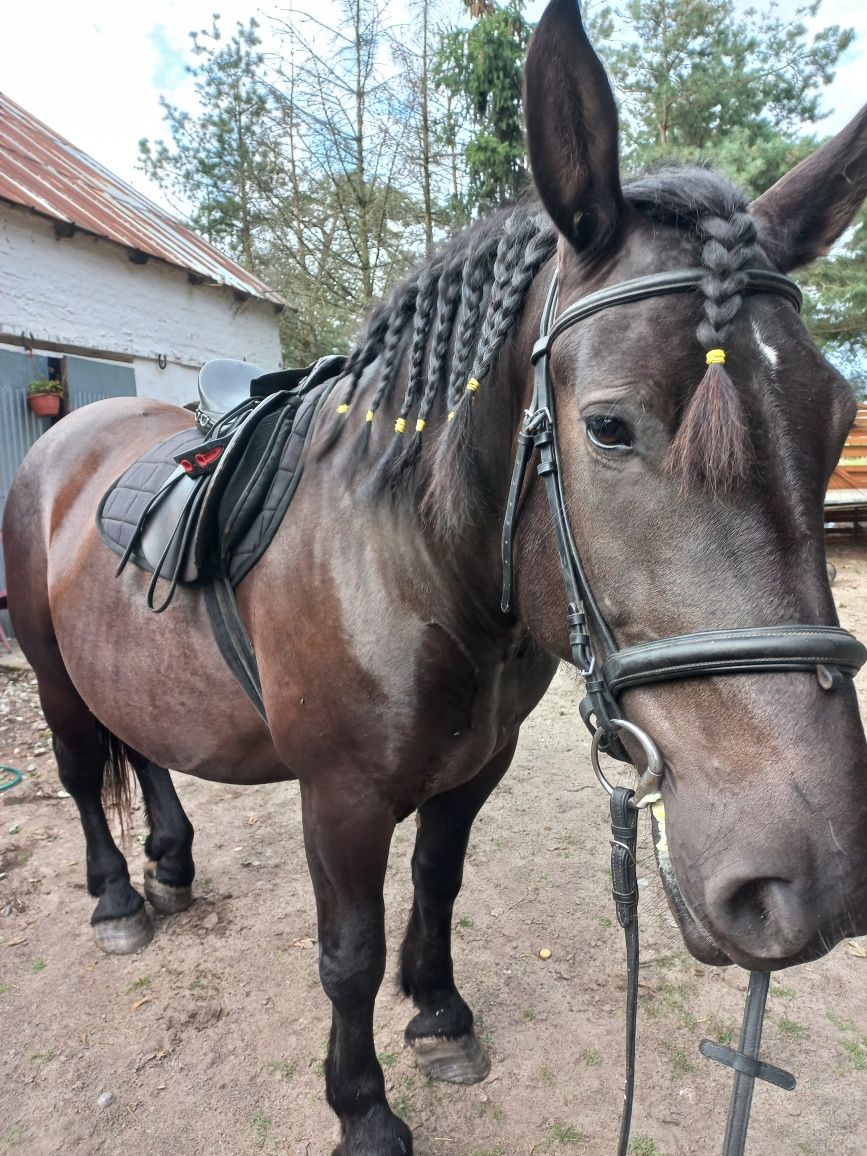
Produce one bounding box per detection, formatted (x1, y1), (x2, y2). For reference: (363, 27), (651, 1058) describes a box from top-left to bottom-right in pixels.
(713, 874), (814, 961)
(723, 877), (779, 924)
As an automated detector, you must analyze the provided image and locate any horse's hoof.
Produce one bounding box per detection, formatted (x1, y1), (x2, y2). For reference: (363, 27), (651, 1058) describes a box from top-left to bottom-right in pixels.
(407, 1030), (490, 1084)
(144, 862), (193, 914)
(93, 907), (154, 955)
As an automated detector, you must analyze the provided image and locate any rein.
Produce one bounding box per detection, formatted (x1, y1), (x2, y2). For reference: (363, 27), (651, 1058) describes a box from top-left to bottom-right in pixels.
(501, 265), (867, 1153)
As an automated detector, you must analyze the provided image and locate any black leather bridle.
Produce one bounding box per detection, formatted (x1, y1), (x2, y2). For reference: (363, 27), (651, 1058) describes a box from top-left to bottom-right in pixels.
(502, 265), (867, 788)
(501, 264), (867, 1155)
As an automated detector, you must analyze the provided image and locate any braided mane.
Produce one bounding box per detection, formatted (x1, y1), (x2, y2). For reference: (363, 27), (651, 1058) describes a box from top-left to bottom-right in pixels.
(328, 164), (761, 510)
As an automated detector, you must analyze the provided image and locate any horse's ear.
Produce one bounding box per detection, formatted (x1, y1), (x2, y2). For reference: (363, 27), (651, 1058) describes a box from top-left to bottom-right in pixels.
(524, 0), (623, 258)
(751, 105), (867, 272)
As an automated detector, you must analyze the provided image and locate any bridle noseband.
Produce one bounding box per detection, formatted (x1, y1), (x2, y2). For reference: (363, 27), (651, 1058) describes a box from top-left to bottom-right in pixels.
(502, 265), (866, 799)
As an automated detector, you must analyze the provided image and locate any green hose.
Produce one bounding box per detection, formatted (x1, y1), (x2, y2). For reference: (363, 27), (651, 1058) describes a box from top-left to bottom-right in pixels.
(0, 765), (23, 792)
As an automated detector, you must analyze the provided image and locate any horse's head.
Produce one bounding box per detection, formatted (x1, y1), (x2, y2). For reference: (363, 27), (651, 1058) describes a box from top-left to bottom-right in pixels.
(519, 0), (867, 969)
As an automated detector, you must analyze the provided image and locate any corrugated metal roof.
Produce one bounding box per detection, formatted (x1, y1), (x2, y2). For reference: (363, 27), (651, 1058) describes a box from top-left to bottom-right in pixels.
(0, 92), (285, 306)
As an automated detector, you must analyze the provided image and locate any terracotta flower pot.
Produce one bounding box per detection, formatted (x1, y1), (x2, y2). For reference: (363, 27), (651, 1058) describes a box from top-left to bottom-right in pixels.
(28, 393), (61, 417)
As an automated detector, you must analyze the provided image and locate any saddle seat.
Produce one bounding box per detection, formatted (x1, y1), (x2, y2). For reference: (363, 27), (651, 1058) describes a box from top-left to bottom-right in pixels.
(98, 355), (346, 609)
(194, 357), (345, 430)
(195, 359), (267, 429)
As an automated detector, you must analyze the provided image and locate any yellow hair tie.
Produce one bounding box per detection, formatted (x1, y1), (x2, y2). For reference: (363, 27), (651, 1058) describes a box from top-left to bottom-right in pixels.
(336, 403), (349, 414)
(365, 409), (375, 423)
(447, 411), (455, 422)
(394, 417), (406, 434)
(706, 348), (726, 366)
(466, 377), (480, 393)
(415, 418), (426, 432)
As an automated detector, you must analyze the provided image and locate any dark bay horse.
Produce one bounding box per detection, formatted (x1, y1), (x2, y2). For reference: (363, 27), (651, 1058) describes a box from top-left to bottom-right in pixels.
(5, 1), (867, 1150)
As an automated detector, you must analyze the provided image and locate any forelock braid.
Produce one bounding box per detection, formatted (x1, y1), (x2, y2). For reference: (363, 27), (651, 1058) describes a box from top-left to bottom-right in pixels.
(470, 212), (556, 387)
(696, 211), (758, 349)
(667, 208), (760, 494)
(445, 232), (500, 413)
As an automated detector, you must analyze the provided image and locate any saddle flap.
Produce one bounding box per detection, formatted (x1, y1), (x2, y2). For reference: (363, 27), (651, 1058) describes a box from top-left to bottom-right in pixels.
(139, 468), (203, 584)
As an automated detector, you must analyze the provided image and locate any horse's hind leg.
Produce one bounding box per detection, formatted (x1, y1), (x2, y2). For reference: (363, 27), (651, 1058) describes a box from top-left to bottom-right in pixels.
(400, 735), (518, 1085)
(301, 781), (413, 1156)
(130, 757), (195, 914)
(44, 689), (153, 954)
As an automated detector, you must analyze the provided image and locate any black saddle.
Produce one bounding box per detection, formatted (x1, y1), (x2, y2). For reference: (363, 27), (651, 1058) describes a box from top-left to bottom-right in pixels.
(97, 354), (345, 715)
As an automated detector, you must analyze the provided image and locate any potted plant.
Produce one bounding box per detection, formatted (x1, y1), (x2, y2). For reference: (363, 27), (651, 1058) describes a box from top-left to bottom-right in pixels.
(27, 377), (64, 417)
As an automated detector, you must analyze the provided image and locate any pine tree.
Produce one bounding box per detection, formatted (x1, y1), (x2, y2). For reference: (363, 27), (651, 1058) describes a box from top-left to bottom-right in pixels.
(434, 0), (533, 213)
(138, 18), (280, 274)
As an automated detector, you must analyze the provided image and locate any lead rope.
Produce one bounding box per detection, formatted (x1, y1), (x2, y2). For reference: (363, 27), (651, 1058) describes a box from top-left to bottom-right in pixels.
(609, 787), (640, 1156)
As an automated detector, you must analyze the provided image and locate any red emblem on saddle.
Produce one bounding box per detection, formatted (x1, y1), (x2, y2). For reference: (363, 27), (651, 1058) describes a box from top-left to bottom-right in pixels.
(179, 445), (224, 474)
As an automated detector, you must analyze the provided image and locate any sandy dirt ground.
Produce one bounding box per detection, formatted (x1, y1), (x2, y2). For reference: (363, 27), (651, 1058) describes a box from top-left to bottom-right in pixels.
(1, 545), (866, 1156)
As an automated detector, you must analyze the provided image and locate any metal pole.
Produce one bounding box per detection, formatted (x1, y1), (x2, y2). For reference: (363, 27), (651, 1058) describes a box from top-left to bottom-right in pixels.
(721, 970), (770, 1156)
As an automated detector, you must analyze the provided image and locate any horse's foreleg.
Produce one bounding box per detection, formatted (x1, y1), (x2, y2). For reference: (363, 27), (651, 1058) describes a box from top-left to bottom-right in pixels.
(302, 781), (413, 1156)
(400, 735), (518, 1085)
(131, 757), (195, 915)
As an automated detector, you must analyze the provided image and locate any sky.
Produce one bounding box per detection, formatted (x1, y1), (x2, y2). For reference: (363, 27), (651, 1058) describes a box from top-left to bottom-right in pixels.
(2, 0), (865, 215)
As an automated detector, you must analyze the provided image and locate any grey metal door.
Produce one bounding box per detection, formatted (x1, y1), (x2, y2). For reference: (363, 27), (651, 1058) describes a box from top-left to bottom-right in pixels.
(0, 351), (137, 638)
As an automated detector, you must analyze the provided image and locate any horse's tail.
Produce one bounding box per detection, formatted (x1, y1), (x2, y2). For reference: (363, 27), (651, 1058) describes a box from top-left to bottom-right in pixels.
(96, 723), (136, 834)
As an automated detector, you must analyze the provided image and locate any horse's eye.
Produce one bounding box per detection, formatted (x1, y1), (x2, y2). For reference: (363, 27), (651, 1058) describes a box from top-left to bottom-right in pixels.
(586, 415), (632, 450)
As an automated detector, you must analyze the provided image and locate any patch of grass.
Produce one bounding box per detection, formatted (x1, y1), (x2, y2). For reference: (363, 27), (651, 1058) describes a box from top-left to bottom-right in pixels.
(825, 1011), (856, 1033)
(199, 875), (214, 890)
(770, 983), (795, 998)
(492, 1104), (505, 1123)
(582, 1048), (601, 1067)
(394, 834), (406, 845)
(661, 1040), (698, 1080)
(377, 1050), (398, 1069)
(392, 1076), (416, 1122)
(29, 959), (45, 974)
(189, 974), (204, 990)
(630, 1138), (660, 1156)
(796, 1143), (817, 1155)
(5, 1124), (28, 1148)
(841, 1040), (867, 1071)
(546, 1122), (588, 1143)
(777, 1018), (809, 1041)
(598, 915), (613, 928)
(0, 983), (9, 997)
(654, 951), (690, 971)
(705, 1016), (736, 1046)
(251, 1109), (271, 1149)
(468, 1147), (506, 1156)
(30, 1048), (56, 1064)
(642, 979), (696, 1031)
(126, 976), (150, 994)
(522, 1009), (536, 1021)
(457, 916), (474, 929)
(264, 1059), (296, 1081)
(540, 1065), (555, 1083)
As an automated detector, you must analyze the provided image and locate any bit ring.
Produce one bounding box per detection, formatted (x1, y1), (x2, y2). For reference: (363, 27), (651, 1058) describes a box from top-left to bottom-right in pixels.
(590, 718), (664, 803)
